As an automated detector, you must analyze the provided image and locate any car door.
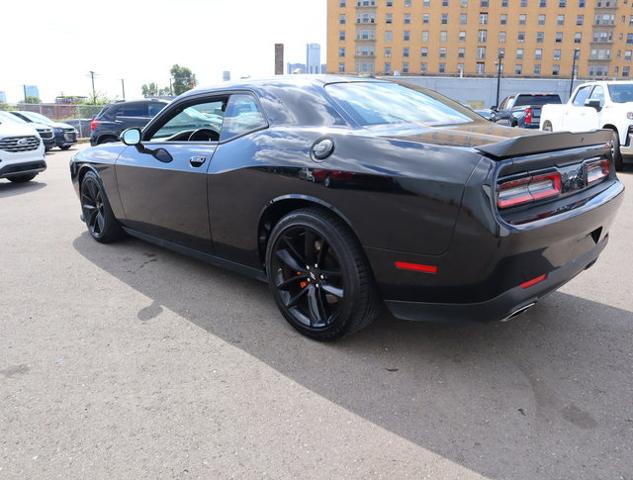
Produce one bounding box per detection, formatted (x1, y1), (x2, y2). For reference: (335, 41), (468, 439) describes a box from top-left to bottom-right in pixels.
(565, 85), (597, 131)
(115, 95), (228, 253)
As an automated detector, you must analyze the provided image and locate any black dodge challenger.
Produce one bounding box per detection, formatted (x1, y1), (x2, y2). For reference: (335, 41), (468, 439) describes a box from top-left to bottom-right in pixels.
(70, 76), (624, 340)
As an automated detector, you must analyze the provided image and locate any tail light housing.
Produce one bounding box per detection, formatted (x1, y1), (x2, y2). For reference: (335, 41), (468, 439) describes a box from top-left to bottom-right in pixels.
(497, 172), (562, 209)
(90, 118), (97, 132)
(586, 159), (610, 185)
(524, 107), (533, 125)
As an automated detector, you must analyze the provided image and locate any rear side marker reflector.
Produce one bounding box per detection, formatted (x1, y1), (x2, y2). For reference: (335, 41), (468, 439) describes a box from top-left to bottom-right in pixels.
(395, 261), (438, 274)
(497, 172), (562, 209)
(586, 159), (610, 185)
(520, 273), (547, 289)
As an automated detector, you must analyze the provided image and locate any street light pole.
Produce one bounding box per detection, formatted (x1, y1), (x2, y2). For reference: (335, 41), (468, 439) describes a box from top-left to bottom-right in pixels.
(569, 49), (580, 98)
(121, 79), (126, 100)
(495, 52), (504, 107)
(89, 71), (96, 104)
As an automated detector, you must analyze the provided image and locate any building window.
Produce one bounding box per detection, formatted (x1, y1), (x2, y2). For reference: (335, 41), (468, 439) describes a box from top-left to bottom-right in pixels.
(386, 13), (392, 23)
(339, 47), (345, 57)
(480, 13), (488, 24)
(458, 47), (465, 58)
(557, 15), (565, 25)
(440, 47), (447, 58)
(355, 45), (375, 56)
(424, 0), (431, 6)
(340, 0), (346, 6)
(339, 31), (346, 41)
(630, 16), (633, 26)
(404, 0), (411, 6)
(459, 31), (466, 41)
(552, 64), (560, 75)
(624, 66), (630, 77)
(500, 14), (507, 25)
(441, 14), (449, 24)
(536, 32), (545, 43)
(499, 31), (507, 43)
(555, 32), (563, 43)
(476, 62), (485, 74)
(625, 50), (632, 61)
(534, 64), (541, 75)
(479, 29), (487, 42)
(535, 48), (543, 60)
(518, 31), (525, 42)
(339, 14), (346, 24)
(539, 0), (546, 6)
(515, 64), (523, 75)
(520, 0), (527, 5)
(421, 62), (428, 73)
(519, 14), (527, 25)
(386, 0), (393, 6)
(384, 62), (392, 73)
(423, 14), (430, 23)
(577, 15), (584, 25)
(421, 47), (428, 57)
(538, 14), (545, 25)
(422, 31), (429, 41)
(403, 47), (410, 57)
(554, 49), (561, 60)
(338, 62), (345, 73)
(480, 0), (489, 6)
(578, 0), (584, 5)
(404, 30), (410, 41)
(457, 63), (464, 73)
(477, 47), (486, 59)
(440, 31), (448, 42)
(402, 62), (409, 73)
(439, 63), (446, 73)
(516, 48), (524, 59)
(442, 0), (449, 5)
(575, 32), (582, 43)
(356, 12), (376, 23)
(460, 0), (468, 6)
(559, 0), (566, 6)
(404, 13), (411, 24)
(384, 47), (392, 57)
(460, 13), (468, 24)
(502, 0), (508, 6)
(385, 31), (393, 42)
(628, 33), (633, 44)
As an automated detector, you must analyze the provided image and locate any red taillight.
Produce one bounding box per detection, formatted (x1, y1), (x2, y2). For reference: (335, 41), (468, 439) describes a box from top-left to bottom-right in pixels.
(524, 107), (533, 125)
(395, 261), (438, 274)
(90, 118), (97, 132)
(520, 273), (547, 289)
(586, 159), (610, 185)
(497, 172), (561, 209)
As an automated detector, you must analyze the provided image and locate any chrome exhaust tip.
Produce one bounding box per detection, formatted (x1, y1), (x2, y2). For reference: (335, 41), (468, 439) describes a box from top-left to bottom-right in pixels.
(500, 302), (536, 322)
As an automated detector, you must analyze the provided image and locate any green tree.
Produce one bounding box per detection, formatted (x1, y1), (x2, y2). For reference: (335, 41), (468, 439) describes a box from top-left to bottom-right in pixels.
(170, 64), (196, 95)
(142, 82), (159, 96)
(24, 96), (41, 104)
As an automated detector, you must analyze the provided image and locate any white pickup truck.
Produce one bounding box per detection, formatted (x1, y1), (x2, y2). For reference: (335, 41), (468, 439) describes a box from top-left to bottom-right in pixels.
(540, 80), (633, 171)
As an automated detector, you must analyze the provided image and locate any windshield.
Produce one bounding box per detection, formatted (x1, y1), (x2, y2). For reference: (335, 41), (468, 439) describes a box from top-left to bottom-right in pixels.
(514, 95), (562, 107)
(607, 84), (633, 103)
(326, 82), (477, 127)
(19, 111), (53, 124)
(0, 111), (27, 124)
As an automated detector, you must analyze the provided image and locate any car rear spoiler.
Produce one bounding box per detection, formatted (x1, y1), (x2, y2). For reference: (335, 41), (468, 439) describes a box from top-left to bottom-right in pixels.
(476, 130), (612, 160)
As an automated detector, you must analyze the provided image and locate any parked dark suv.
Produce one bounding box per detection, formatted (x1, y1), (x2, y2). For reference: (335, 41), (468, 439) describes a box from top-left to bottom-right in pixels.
(90, 100), (169, 145)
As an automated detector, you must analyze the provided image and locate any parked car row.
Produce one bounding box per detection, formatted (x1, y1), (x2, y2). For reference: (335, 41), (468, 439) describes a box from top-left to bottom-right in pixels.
(0, 112), (47, 184)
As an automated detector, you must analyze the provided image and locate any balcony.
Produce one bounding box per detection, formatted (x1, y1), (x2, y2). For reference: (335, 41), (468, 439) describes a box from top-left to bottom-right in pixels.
(355, 1), (377, 9)
(588, 56), (612, 61)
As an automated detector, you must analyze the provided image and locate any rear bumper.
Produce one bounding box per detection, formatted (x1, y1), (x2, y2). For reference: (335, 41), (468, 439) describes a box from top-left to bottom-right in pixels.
(386, 237), (605, 322)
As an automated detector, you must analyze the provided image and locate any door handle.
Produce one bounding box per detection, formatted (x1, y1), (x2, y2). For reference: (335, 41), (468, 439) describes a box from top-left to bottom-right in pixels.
(189, 156), (207, 167)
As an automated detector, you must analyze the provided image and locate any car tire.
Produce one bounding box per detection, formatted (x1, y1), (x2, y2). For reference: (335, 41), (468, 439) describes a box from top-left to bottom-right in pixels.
(7, 173), (37, 183)
(608, 129), (624, 172)
(80, 171), (125, 243)
(60, 145), (72, 151)
(542, 121), (553, 132)
(265, 208), (381, 341)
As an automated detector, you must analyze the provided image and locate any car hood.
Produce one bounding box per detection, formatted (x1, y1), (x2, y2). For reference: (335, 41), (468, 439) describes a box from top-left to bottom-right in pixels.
(48, 121), (74, 129)
(0, 122), (39, 137)
(377, 120), (541, 149)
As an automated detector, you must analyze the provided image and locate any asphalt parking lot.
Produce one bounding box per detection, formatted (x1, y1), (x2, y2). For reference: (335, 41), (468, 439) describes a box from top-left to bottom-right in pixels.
(1, 146), (632, 480)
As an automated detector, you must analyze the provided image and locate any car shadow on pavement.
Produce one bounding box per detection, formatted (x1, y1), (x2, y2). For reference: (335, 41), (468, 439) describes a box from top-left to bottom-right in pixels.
(73, 232), (633, 480)
(0, 180), (46, 198)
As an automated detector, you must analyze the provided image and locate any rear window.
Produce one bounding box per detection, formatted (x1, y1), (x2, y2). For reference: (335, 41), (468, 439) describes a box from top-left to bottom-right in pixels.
(607, 84), (633, 103)
(326, 82), (476, 127)
(514, 95), (562, 107)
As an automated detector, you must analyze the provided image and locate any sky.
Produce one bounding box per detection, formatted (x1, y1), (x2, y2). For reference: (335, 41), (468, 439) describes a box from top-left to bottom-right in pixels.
(0, 0), (327, 103)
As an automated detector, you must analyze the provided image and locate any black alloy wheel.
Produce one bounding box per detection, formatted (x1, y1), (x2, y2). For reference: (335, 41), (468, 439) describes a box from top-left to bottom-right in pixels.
(266, 208), (380, 340)
(80, 172), (124, 243)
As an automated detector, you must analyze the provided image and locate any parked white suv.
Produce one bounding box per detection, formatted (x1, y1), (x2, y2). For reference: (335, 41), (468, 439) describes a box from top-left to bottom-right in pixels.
(0, 116), (46, 183)
(540, 80), (633, 170)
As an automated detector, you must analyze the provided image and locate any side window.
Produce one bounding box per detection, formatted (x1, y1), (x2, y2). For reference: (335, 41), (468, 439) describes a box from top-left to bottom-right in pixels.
(116, 103), (148, 117)
(572, 86), (593, 106)
(149, 98), (227, 142)
(588, 85), (605, 107)
(219, 94), (268, 142)
(498, 97), (509, 109)
(147, 103), (166, 117)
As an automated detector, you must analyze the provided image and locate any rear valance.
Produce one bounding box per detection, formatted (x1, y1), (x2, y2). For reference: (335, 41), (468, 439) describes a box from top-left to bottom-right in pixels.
(476, 130), (612, 160)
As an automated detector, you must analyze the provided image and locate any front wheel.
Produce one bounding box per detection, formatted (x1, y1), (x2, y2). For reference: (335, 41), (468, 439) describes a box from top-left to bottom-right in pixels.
(265, 208), (380, 341)
(80, 171), (125, 243)
(609, 129), (624, 172)
(60, 145), (72, 151)
(542, 121), (553, 132)
(7, 173), (37, 183)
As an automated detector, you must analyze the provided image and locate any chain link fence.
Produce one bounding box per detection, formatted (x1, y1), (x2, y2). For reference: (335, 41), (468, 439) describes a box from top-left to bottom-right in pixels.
(0, 103), (104, 138)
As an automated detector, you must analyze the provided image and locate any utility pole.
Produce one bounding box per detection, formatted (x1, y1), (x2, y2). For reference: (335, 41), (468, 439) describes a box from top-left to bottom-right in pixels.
(89, 71), (96, 104)
(495, 52), (504, 108)
(23, 85), (27, 103)
(569, 49), (580, 98)
(121, 79), (126, 100)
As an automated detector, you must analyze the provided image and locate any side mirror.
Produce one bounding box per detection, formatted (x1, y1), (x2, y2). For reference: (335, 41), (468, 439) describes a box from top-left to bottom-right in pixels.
(121, 128), (141, 146)
(584, 99), (602, 112)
